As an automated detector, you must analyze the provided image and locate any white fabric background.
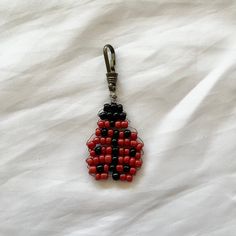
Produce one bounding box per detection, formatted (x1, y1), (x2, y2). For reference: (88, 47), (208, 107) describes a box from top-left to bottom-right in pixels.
(0, 1), (236, 235)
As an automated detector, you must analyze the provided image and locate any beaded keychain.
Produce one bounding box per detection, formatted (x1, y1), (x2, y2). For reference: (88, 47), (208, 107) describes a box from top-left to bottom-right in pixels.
(86, 45), (144, 182)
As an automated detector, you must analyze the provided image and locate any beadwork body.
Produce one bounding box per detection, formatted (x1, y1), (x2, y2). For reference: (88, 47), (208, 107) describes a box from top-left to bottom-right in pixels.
(86, 45), (144, 182)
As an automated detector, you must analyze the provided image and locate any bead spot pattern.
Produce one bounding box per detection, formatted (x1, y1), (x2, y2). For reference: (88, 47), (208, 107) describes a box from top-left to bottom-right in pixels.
(86, 103), (144, 182)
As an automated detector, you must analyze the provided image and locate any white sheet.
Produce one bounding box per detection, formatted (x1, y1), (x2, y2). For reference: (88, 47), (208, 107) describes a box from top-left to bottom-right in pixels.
(1, 1), (236, 235)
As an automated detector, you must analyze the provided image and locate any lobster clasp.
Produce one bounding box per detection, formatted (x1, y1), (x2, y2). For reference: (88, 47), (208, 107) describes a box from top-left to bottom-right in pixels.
(103, 44), (118, 102)
(103, 44), (116, 73)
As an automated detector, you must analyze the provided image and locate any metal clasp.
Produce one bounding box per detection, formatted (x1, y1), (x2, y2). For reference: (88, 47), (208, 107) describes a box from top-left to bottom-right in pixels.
(103, 44), (118, 102)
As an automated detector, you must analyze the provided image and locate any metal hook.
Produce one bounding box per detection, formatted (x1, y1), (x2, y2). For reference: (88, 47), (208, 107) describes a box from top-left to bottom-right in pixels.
(103, 44), (116, 73)
(103, 44), (118, 102)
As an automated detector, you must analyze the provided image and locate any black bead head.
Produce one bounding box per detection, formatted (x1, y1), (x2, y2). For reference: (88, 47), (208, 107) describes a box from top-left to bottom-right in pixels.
(117, 104), (123, 113)
(119, 112), (127, 121)
(106, 112), (112, 120)
(111, 103), (118, 113)
(101, 103), (125, 121)
(112, 112), (119, 121)
(99, 111), (107, 120)
(104, 103), (111, 112)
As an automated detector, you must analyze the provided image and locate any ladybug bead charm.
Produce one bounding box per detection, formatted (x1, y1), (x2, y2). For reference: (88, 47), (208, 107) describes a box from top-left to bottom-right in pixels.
(85, 45), (144, 182)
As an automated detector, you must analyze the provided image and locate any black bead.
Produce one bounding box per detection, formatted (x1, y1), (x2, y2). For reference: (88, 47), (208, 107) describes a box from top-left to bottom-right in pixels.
(110, 120), (115, 127)
(117, 104), (123, 113)
(112, 112), (119, 121)
(109, 164), (116, 172)
(111, 103), (118, 113)
(96, 164), (104, 173)
(112, 156), (118, 164)
(101, 128), (108, 137)
(124, 129), (131, 138)
(112, 147), (119, 155)
(98, 111), (107, 120)
(113, 130), (119, 138)
(94, 145), (102, 155)
(104, 103), (111, 112)
(123, 165), (130, 173)
(130, 147), (136, 157)
(111, 138), (118, 146)
(112, 172), (120, 180)
(107, 112), (112, 120)
(119, 112), (127, 121)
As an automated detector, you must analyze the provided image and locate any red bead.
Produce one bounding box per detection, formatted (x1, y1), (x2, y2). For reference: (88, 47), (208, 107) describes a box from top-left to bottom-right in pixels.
(95, 173), (101, 180)
(115, 121), (121, 128)
(130, 140), (137, 147)
(104, 164), (109, 172)
(97, 121), (104, 128)
(131, 132), (137, 140)
(106, 137), (111, 145)
(118, 156), (124, 164)
(105, 155), (112, 164)
(124, 156), (130, 164)
(93, 137), (100, 144)
(116, 165), (123, 172)
(120, 174), (126, 181)
(105, 121), (110, 128)
(136, 143), (143, 151)
(108, 129), (113, 137)
(118, 139), (124, 146)
(100, 137), (106, 145)
(135, 152), (141, 159)
(99, 155), (105, 163)
(87, 141), (95, 149)
(102, 147), (106, 154)
(124, 149), (129, 155)
(130, 167), (136, 175)
(121, 121), (128, 128)
(119, 131), (124, 139)
(106, 147), (112, 155)
(101, 173), (108, 179)
(129, 158), (136, 167)
(135, 160), (142, 168)
(95, 128), (101, 136)
(119, 148), (124, 155)
(126, 174), (133, 182)
(90, 150), (96, 157)
(93, 157), (99, 165)
(124, 139), (130, 146)
(86, 158), (94, 166)
(89, 166), (96, 174)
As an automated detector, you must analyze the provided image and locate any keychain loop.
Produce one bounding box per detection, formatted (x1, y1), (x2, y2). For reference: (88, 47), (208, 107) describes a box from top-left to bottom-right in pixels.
(103, 44), (118, 103)
(103, 44), (116, 73)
